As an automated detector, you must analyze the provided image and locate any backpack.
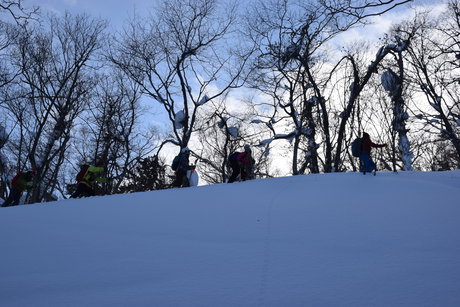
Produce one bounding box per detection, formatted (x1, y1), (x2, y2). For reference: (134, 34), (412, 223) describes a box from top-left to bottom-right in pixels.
(228, 152), (239, 161)
(351, 138), (363, 157)
(171, 155), (180, 171)
(227, 152), (240, 167)
(76, 165), (89, 182)
(11, 172), (23, 189)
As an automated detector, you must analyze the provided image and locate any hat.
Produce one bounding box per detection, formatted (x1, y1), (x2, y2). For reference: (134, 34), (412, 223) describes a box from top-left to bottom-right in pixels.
(181, 147), (190, 153)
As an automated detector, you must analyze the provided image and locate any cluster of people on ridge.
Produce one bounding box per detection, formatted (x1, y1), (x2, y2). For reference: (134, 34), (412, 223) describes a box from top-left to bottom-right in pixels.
(1, 160), (109, 207)
(1, 132), (386, 207)
(170, 144), (255, 188)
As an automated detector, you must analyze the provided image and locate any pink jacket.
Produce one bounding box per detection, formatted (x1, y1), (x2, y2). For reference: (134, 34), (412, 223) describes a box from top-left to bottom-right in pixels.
(236, 152), (252, 166)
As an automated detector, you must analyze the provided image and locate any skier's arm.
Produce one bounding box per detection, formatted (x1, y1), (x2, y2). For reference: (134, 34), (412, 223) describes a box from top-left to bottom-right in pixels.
(370, 141), (386, 148)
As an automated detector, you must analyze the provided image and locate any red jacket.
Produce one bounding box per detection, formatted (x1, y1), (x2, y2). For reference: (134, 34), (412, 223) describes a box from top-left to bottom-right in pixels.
(361, 135), (385, 154)
(236, 152), (253, 166)
(11, 172), (33, 191)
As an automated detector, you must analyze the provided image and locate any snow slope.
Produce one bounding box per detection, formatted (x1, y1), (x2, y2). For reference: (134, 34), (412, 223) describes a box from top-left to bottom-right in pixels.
(1, 171), (460, 307)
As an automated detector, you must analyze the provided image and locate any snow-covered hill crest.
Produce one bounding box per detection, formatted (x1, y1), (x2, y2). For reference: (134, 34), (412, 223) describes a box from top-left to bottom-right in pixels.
(1, 171), (460, 307)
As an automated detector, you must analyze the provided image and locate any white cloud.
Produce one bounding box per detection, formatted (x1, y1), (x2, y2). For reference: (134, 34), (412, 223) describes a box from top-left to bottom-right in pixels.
(333, 2), (447, 47)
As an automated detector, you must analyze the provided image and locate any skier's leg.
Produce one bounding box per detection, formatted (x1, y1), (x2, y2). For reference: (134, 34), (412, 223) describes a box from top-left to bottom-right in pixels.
(71, 183), (85, 198)
(182, 175), (190, 187)
(360, 154), (373, 174)
(369, 158), (377, 175)
(2, 193), (13, 207)
(2, 194), (13, 207)
(360, 154), (366, 174)
(72, 183), (94, 198)
(11, 189), (22, 206)
(2, 188), (22, 207)
(172, 169), (186, 187)
(82, 185), (95, 197)
(240, 169), (247, 181)
(228, 164), (240, 183)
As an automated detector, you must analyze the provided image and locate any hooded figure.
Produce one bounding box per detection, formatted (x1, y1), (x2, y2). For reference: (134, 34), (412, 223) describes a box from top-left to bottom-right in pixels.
(172, 147), (191, 188)
(360, 132), (387, 174)
(2, 169), (36, 207)
(228, 145), (255, 183)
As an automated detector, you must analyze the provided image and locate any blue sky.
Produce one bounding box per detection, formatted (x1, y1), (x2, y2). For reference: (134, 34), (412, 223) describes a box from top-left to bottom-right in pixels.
(26, 0), (443, 39)
(25, 0), (159, 31)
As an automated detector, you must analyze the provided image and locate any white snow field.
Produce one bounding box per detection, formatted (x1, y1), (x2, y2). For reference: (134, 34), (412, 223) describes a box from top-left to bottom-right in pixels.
(1, 170), (460, 307)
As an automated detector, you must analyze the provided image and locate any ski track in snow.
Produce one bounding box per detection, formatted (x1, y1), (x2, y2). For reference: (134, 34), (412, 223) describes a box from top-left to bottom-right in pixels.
(257, 182), (288, 307)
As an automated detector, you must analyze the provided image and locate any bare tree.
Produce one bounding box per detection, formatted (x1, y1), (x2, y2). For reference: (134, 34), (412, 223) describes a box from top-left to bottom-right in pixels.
(246, 0), (413, 175)
(117, 155), (171, 193)
(194, 98), (272, 183)
(109, 0), (251, 158)
(72, 70), (159, 196)
(380, 54), (413, 170)
(0, 124), (8, 199)
(4, 12), (106, 203)
(0, 0), (38, 89)
(402, 5), (460, 165)
(0, 0), (37, 24)
(0, 1), (38, 198)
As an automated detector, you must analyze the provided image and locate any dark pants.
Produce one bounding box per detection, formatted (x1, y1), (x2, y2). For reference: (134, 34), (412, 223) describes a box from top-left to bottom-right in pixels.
(2, 187), (22, 207)
(71, 182), (95, 198)
(228, 161), (247, 183)
(172, 169), (189, 188)
(360, 153), (376, 173)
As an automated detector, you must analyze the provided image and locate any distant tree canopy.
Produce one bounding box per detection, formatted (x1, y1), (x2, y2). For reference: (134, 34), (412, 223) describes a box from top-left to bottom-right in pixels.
(1, 0), (459, 205)
(118, 156), (171, 193)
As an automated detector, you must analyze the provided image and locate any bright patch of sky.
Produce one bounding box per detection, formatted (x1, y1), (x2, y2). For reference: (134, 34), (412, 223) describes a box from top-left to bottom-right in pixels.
(333, 0), (447, 48)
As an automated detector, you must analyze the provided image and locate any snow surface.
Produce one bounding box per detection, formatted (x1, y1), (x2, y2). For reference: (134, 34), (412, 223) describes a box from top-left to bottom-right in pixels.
(1, 171), (460, 307)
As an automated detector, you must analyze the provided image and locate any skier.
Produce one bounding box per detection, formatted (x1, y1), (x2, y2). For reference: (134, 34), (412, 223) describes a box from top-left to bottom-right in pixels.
(228, 144), (255, 183)
(71, 160), (107, 198)
(172, 147), (191, 188)
(360, 132), (387, 175)
(2, 169), (36, 207)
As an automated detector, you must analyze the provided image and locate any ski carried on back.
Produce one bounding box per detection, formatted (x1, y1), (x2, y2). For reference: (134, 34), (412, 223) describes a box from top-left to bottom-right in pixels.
(187, 161), (199, 187)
